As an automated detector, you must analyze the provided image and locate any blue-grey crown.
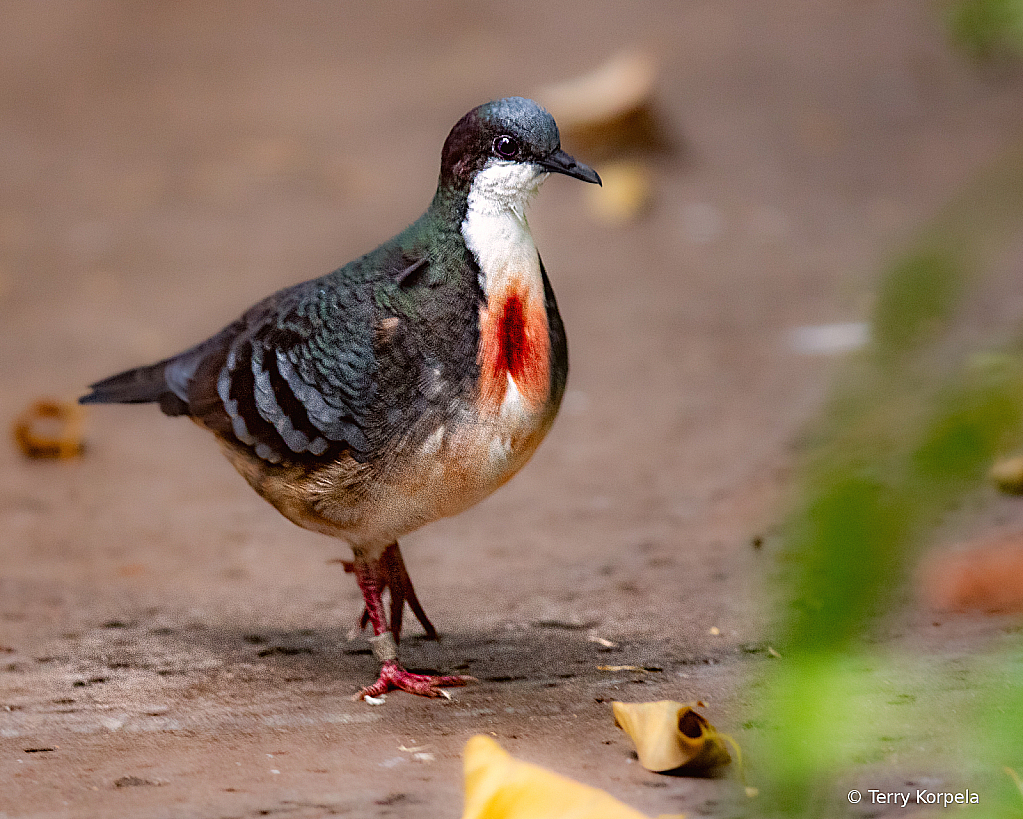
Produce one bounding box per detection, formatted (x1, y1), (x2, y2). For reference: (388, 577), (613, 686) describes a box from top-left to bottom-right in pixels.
(476, 97), (560, 156)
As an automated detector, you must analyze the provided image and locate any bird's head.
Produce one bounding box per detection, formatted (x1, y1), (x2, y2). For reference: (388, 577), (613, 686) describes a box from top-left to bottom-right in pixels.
(439, 97), (600, 207)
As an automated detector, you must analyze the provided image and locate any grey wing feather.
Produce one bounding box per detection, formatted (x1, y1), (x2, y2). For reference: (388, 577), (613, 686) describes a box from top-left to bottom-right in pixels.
(82, 274), (382, 465)
(209, 278), (378, 462)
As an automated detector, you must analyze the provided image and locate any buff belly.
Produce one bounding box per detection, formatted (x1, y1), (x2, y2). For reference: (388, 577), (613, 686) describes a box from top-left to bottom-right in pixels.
(234, 373), (558, 555)
(345, 376), (558, 547)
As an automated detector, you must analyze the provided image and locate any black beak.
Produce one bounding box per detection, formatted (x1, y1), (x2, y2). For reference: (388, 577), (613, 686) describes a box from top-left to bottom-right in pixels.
(540, 149), (602, 186)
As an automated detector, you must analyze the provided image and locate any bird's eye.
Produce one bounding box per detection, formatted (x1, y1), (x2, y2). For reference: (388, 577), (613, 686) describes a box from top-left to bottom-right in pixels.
(493, 135), (520, 159)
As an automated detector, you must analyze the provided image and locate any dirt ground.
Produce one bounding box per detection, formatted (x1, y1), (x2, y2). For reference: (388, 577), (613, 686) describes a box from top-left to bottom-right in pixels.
(3, 2), (1023, 817)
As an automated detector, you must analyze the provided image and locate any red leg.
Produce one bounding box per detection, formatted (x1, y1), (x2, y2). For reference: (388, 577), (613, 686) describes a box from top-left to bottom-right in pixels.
(340, 543), (438, 641)
(381, 542), (438, 641)
(349, 548), (473, 701)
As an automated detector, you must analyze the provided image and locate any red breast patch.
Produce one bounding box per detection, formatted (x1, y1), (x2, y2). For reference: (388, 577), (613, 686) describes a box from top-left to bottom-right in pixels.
(478, 285), (550, 413)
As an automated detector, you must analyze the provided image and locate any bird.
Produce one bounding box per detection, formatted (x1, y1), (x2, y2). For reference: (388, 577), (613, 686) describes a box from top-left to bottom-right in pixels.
(80, 97), (600, 700)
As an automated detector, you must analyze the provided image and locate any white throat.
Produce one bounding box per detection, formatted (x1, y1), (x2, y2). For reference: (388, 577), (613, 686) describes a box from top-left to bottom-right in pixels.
(461, 160), (547, 296)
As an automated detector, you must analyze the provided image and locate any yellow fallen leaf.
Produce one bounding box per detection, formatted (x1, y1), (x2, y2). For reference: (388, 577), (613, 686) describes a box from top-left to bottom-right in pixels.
(612, 701), (731, 774)
(461, 735), (682, 819)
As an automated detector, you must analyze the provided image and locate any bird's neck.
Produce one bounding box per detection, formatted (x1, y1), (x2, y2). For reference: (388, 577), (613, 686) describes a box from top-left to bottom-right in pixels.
(459, 171), (551, 415)
(460, 163), (546, 298)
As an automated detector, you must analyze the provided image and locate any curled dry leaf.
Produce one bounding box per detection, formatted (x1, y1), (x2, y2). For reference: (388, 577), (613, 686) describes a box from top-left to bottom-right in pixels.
(12, 399), (86, 459)
(535, 50), (669, 159)
(613, 700), (731, 774)
(538, 50), (656, 129)
(461, 735), (682, 819)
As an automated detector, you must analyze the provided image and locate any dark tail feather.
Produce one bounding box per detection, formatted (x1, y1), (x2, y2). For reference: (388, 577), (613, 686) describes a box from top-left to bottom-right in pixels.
(80, 359), (189, 416)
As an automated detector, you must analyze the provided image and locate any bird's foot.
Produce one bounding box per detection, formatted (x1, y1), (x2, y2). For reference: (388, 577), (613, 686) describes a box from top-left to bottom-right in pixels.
(356, 660), (475, 701)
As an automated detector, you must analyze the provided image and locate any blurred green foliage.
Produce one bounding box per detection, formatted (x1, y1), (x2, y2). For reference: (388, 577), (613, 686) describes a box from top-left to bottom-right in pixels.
(750, 144), (1023, 814)
(741, 8), (1023, 816)
(871, 250), (963, 363)
(948, 0), (1023, 57)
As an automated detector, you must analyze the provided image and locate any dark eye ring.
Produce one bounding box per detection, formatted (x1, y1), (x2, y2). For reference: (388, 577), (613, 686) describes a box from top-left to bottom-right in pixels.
(493, 135), (520, 159)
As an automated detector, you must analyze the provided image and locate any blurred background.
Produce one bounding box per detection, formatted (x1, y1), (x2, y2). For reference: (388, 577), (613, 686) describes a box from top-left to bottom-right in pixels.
(3, 1), (1023, 817)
